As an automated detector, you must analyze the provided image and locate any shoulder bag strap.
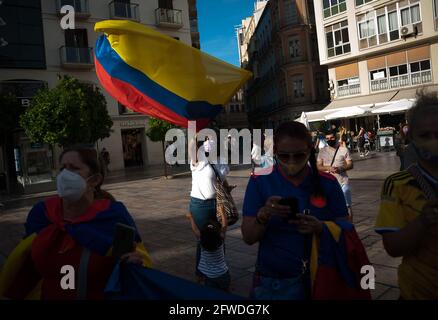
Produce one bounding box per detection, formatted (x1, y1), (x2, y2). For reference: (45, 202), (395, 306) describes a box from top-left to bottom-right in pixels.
(330, 146), (340, 167)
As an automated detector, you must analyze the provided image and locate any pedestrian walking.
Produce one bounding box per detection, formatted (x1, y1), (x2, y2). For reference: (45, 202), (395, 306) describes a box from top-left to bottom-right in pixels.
(188, 136), (234, 281)
(356, 126), (366, 157)
(317, 131), (354, 221)
(101, 147), (110, 173)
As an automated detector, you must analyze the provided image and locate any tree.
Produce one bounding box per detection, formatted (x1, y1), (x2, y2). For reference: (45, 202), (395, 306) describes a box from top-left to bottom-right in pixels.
(146, 117), (175, 178)
(20, 75), (113, 147)
(0, 93), (24, 193)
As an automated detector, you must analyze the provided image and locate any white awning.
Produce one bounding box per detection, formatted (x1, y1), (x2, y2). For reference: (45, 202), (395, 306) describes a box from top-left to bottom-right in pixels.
(324, 105), (373, 120)
(371, 99), (415, 114)
(297, 109), (342, 122)
(297, 112), (310, 129)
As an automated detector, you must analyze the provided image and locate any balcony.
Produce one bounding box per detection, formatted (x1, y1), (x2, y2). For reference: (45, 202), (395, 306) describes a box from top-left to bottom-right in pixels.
(371, 70), (432, 92)
(337, 83), (361, 97)
(155, 8), (183, 29)
(109, 1), (140, 21)
(56, 0), (90, 19)
(370, 78), (389, 92)
(59, 46), (94, 69)
(411, 70), (432, 86)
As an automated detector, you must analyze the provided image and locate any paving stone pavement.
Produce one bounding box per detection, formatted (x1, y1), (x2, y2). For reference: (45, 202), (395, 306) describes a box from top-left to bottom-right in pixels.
(0, 152), (402, 299)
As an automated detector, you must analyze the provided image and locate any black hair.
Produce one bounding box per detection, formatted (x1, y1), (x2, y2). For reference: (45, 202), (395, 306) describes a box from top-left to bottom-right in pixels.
(407, 89), (438, 139)
(200, 219), (223, 252)
(274, 121), (325, 200)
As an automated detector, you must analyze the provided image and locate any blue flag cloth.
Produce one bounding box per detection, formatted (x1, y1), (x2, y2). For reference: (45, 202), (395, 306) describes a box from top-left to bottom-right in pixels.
(105, 263), (244, 300)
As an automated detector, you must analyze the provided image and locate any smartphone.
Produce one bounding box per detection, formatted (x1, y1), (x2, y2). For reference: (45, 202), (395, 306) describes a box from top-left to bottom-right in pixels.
(278, 197), (299, 221)
(112, 223), (136, 259)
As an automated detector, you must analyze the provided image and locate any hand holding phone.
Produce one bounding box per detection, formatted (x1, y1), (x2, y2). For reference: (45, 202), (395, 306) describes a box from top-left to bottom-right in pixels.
(278, 197), (299, 221)
(112, 223), (136, 259)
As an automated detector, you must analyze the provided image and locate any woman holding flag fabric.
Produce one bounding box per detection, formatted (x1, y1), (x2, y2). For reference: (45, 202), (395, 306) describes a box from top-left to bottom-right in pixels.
(0, 147), (152, 300)
(242, 122), (371, 300)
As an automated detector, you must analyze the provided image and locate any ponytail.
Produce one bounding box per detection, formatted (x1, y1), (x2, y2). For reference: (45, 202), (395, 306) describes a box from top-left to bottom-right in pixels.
(309, 148), (325, 202)
(94, 186), (116, 202)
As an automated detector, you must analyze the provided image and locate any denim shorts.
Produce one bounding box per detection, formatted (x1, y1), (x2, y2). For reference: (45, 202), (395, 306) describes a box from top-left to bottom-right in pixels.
(189, 197), (217, 230)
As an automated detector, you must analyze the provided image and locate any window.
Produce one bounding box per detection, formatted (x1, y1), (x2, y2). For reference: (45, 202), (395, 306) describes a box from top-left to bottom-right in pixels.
(326, 21), (350, 58)
(358, 15), (376, 39)
(356, 0), (373, 6)
(400, 4), (421, 26)
(315, 73), (327, 99)
(389, 64), (408, 77)
(388, 11), (399, 41)
(292, 76), (305, 98)
(284, 0), (298, 25)
(337, 77), (360, 97)
(377, 14), (387, 35)
(158, 0), (173, 9)
(435, 0), (438, 19)
(288, 36), (300, 59)
(370, 69), (387, 81)
(323, 0), (347, 19)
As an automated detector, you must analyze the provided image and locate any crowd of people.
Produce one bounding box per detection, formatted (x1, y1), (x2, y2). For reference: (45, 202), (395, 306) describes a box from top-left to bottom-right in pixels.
(0, 92), (437, 300)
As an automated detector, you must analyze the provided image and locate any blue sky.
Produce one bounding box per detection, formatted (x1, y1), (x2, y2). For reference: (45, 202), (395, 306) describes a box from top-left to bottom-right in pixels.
(198, 0), (254, 66)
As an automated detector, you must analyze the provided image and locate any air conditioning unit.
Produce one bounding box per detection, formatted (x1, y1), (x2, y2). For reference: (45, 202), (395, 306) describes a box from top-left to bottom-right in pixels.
(400, 24), (417, 37)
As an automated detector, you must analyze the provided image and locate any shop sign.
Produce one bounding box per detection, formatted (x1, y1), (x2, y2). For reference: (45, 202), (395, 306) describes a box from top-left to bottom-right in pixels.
(119, 119), (145, 128)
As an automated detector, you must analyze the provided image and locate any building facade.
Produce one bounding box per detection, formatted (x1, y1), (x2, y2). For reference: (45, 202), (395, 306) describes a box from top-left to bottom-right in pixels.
(245, 0), (330, 129)
(188, 0), (200, 49)
(313, 0), (438, 129)
(215, 89), (248, 129)
(0, 0), (194, 194)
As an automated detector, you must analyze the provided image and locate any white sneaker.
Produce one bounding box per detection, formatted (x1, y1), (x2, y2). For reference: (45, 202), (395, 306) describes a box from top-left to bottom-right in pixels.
(360, 153), (364, 157)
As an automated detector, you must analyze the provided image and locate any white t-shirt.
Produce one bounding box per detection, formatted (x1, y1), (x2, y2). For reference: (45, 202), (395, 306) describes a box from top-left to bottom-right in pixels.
(190, 150), (229, 200)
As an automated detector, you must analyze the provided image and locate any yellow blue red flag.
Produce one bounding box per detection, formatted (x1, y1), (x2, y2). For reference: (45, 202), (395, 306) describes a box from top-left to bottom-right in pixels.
(94, 20), (252, 128)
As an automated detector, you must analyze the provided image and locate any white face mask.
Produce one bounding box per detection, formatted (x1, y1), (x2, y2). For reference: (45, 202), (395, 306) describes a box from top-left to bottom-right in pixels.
(56, 169), (89, 202)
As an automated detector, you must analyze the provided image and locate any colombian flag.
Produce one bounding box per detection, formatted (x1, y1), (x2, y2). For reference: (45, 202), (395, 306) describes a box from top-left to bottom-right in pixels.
(94, 20), (252, 128)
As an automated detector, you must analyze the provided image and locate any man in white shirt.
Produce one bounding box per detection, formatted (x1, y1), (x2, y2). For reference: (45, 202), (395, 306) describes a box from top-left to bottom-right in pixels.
(317, 132), (354, 221)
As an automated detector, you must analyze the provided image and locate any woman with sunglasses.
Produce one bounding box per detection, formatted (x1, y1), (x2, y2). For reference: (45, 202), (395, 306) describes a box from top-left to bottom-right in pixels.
(241, 121), (362, 300)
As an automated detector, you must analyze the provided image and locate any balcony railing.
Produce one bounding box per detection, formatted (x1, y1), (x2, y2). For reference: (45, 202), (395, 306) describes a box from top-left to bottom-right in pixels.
(109, 1), (140, 21)
(56, 0), (90, 18)
(389, 74), (410, 89)
(59, 46), (94, 69)
(411, 70), (432, 86)
(337, 83), (361, 97)
(370, 78), (389, 91)
(155, 8), (183, 29)
(371, 70), (432, 92)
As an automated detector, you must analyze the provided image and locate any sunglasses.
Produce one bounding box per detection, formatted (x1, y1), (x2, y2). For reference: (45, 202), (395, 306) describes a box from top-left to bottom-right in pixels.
(276, 151), (309, 163)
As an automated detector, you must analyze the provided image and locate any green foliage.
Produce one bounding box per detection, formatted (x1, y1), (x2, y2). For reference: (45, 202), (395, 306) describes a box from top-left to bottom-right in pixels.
(146, 117), (175, 142)
(0, 93), (24, 141)
(20, 75), (113, 147)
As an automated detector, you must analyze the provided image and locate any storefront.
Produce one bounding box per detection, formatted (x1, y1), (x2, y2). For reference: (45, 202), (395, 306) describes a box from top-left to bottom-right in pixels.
(121, 128), (145, 168)
(0, 80), (54, 194)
